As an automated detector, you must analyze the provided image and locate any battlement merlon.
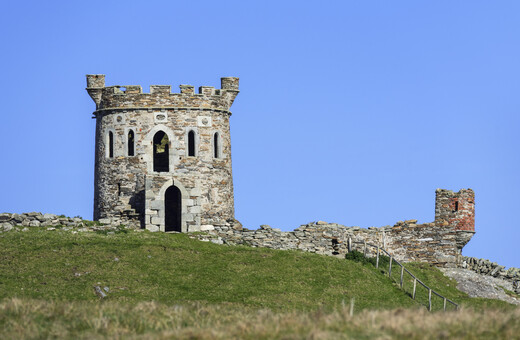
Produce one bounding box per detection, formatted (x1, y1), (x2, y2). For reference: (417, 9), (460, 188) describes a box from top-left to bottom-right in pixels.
(86, 74), (106, 109)
(86, 75), (239, 112)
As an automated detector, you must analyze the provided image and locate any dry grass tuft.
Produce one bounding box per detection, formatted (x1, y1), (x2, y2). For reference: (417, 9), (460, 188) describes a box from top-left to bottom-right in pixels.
(0, 298), (519, 339)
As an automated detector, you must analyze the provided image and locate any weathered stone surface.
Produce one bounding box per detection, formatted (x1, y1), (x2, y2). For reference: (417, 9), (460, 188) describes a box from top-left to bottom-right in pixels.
(441, 268), (520, 305)
(192, 189), (476, 268)
(1, 223), (13, 232)
(28, 220), (40, 227)
(87, 75), (239, 233)
(42, 213), (57, 220)
(12, 214), (23, 223)
(94, 286), (107, 299)
(0, 214), (12, 222)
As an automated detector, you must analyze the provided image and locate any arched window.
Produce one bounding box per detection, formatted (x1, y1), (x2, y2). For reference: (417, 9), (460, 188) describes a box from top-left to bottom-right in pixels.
(128, 130), (135, 156)
(108, 131), (114, 158)
(213, 132), (219, 158)
(188, 130), (196, 157)
(153, 131), (169, 172)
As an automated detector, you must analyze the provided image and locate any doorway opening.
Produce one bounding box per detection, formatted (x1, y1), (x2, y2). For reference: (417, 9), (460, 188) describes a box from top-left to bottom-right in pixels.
(165, 185), (182, 232)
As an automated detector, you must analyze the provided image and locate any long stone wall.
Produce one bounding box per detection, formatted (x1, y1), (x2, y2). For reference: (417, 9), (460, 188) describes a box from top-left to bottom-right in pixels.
(0, 212), (140, 231)
(195, 218), (474, 268)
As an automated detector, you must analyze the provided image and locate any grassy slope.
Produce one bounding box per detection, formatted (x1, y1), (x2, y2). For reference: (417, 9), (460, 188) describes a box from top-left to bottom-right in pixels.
(0, 227), (513, 311)
(0, 227), (517, 339)
(0, 227), (419, 311)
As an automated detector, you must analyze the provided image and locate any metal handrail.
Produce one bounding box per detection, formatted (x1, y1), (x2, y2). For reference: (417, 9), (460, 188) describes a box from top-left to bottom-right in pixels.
(348, 238), (458, 311)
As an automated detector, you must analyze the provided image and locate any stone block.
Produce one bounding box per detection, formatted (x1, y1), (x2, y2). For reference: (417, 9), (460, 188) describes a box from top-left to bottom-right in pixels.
(29, 220), (41, 227)
(188, 225), (201, 232)
(147, 224), (160, 232)
(0, 214), (12, 222)
(190, 188), (202, 196)
(1, 223), (13, 232)
(200, 225), (215, 231)
(150, 200), (163, 210)
(42, 213), (57, 221)
(26, 212), (41, 217)
(189, 206), (201, 214)
(151, 217), (162, 225)
(145, 209), (157, 215)
(12, 214), (23, 223)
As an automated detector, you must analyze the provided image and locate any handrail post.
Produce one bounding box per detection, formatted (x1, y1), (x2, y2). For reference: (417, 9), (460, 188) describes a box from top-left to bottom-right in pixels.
(345, 242), (459, 312)
(428, 289), (432, 312)
(376, 245), (380, 269)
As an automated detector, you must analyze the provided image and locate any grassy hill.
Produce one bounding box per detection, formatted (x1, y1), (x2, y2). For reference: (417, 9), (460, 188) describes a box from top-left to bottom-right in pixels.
(0, 226), (517, 339)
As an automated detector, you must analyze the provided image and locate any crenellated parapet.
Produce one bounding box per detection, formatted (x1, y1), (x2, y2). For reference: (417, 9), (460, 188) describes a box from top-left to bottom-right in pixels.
(87, 74), (239, 232)
(86, 74), (239, 113)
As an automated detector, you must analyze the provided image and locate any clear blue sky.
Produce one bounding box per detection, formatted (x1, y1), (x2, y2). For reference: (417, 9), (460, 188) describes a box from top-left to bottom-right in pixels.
(1, 1), (519, 268)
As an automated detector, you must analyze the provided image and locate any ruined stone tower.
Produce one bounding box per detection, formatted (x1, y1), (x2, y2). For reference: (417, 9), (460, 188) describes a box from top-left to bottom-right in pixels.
(434, 188), (476, 256)
(434, 188), (475, 232)
(86, 75), (239, 232)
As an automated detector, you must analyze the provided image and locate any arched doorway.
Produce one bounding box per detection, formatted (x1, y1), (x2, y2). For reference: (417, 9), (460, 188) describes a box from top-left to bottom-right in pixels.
(165, 185), (182, 232)
(153, 131), (169, 172)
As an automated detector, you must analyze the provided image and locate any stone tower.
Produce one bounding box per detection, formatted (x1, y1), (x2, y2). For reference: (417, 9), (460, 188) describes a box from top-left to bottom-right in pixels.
(434, 188), (475, 256)
(434, 188), (475, 231)
(86, 74), (239, 232)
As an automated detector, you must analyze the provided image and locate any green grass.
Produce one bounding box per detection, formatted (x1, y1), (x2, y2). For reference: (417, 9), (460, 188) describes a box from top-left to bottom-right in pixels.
(346, 250), (514, 311)
(0, 227), (418, 311)
(0, 228), (514, 312)
(0, 227), (517, 338)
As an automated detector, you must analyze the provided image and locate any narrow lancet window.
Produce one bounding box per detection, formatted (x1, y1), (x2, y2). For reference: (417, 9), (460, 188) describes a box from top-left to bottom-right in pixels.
(108, 131), (114, 158)
(188, 130), (195, 156)
(153, 131), (169, 172)
(128, 130), (135, 156)
(213, 132), (219, 158)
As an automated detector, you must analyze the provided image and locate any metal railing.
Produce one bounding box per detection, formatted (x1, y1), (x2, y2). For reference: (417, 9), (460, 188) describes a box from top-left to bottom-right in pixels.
(348, 238), (458, 311)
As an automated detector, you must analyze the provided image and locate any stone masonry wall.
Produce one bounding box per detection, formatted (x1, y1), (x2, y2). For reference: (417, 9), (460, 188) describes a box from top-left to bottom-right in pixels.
(195, 189), (476, 268)
(461, 256), (520, 294)
(196, 219), (472, 268)
(0, 212), (140, 230)
(87, 75), (238, 232)
(435, 189), (475, 231)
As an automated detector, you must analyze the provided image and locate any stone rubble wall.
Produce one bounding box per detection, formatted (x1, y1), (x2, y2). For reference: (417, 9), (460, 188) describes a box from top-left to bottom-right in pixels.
(0, 212), (140, 231)
(461, 256), (520, 293)
(195, 218), (474, 268)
